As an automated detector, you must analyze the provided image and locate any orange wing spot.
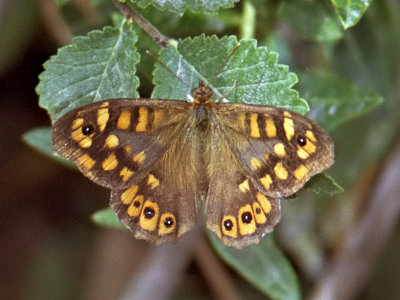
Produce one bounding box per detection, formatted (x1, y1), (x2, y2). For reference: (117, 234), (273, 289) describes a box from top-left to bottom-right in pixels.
(102, 153), (118, 171)
(135, 107), (148, 132)
(256, 192), (272, 214)
(260, 173), (273, 190)
(121, 185), (139, 205)
(274, 162), (288, 180)
(294, 164), (308, 181)
(238, 204), (256, 236)
(238, 179), (250, 193)
(97, 106), (109, 132)
(249, 113), (260, 138)
(265, 118), (277, 138)
(297, 146), (310, 159)
(221, 215), (238, 238)
(123, 145), (131, 154)
(252, 202), (267, 224)
(303, 139), (316, 154)
(71, 129), (93, 148)
(120, 167), (134, 183)
(283, 111), (292, 117)
(274, 143), (286, 158)
(238, 113), (246, 130)
(147, 174), (160, 189)
(158, 213), (176, 236)
(139, 200), (159, 231)
(283, 117), (294, 141)
(71, 118), (84, 130)
(78, 154), (96, 170)
(264, 152), (270, 160)
(105, 134), (119, 149)
(127, 195), (144, 217)
(251, 157), (263, 170)
(306, 130), (316, 142)
(152, 110), (164, 129)
(79, 137), (92, 148)
(132, 151), (146, 164)
(117, 110), (131, 130)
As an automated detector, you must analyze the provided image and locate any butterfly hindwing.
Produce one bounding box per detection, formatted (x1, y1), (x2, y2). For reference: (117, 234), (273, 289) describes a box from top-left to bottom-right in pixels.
(205, 122), (281, 249)
(110, 118), (202, 244)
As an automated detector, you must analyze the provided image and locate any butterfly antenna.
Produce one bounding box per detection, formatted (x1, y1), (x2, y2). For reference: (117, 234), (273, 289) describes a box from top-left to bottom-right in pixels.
(145, 50), (187, 87)
(212, 43), (241, 80)
(216, 80), (238, 102)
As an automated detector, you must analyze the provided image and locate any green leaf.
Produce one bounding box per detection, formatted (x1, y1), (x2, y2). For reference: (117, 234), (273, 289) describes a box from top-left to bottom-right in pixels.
(37, 20), (140, 123)
(331, 0), (372, 29)
(279, 0), (342, 42)
(209, 233), (300, 300)
(153, 35), (309, 115)
(91, 208), (127, 230)
(305, 173), (344, 195)
(128, 0), (239, 14)
(22, 127), (75, 168)
(297, 72), (383, 132)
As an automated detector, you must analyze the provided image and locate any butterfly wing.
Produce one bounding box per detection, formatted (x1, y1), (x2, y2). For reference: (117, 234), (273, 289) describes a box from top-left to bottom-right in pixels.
(205, 103), (334, 249)
(52, 99), (201, 244)
(52, 99), (189, 189)
(216, 103), (334, 198)
(109, 123), (202, 245)
(205, 119), (281, 249)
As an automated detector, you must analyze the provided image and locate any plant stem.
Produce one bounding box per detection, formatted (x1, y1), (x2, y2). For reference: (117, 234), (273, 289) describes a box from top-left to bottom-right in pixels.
(111, 0), (169, 47)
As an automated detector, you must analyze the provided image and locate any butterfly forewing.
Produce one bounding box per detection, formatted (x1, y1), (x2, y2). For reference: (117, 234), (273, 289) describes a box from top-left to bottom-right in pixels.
(52, 99), (190, 189)
(215, 103), (334, 198)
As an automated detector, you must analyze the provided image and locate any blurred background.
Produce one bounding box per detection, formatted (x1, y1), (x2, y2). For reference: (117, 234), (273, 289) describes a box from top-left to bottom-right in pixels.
(1, 0), (399, 299)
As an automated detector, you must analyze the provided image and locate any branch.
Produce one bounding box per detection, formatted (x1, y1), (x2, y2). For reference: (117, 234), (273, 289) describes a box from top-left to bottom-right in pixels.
(111, 0), (169, 47)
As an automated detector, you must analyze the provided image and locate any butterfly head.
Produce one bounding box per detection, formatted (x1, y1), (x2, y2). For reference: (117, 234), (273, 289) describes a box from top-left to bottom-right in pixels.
(191, 80), (214, 107)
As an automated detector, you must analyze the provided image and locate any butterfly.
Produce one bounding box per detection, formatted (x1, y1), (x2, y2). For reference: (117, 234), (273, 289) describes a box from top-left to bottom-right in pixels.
(52, 80), (334, 249)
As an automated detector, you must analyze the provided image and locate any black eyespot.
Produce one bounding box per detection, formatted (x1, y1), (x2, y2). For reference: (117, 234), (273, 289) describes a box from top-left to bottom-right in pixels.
(241, 212), (252, 224)
(143, 207), (155, 219)
(224, 219), (234, 231)
(133, 200), (141, 208)
(255, 207), (261, 214)
(164, 217), (174, 228)
(82, 124), (95, 136)
(297, 135), (307, 146)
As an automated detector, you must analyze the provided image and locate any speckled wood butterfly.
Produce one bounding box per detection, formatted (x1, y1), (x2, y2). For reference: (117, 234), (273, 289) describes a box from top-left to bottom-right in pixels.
(52, 78), (334, 249)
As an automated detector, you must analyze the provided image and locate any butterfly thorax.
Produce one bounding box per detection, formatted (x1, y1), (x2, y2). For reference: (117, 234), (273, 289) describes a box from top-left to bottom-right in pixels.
(190, 81), (216, 131)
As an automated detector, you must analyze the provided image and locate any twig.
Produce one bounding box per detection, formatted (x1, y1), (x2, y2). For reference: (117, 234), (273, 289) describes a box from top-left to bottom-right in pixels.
(111, 0), (169, 47)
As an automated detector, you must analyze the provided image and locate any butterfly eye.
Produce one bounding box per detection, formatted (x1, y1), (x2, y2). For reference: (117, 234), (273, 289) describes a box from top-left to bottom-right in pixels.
(297, 135), (307, 146)
(82, 124), (95, 136)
